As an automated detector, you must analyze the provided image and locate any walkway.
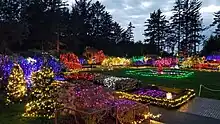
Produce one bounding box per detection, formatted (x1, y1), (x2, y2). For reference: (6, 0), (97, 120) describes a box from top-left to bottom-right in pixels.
(149, 97), (220, 124)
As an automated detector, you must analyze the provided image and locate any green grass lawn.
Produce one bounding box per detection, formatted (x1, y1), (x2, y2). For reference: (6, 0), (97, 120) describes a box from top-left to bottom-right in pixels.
(98, 68), (220, 100)
(1, 68), (220, 124)
(0, 102), (53, 124)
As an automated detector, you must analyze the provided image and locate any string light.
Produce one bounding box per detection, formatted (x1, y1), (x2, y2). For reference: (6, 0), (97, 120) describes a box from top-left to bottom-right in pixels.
(94, 75), (140, 90)
(57, 82), (161, 123)
(60, 53), (82, 70)
(6, 63), (27, 104)
(23, 67), (61, 118)
(64, 72), (95, 81)
(115, 89), (195, 108)
(125, 69), (194, 79)
(101, 57), (131, 66)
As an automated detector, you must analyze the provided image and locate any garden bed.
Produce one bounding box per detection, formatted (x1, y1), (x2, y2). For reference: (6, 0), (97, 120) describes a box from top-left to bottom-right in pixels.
(115, 85), (195, 108)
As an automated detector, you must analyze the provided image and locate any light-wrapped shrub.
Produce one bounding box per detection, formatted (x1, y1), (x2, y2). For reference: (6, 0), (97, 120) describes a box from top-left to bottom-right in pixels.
(94, 74), (140, 91)
(101, 57), (131, 66)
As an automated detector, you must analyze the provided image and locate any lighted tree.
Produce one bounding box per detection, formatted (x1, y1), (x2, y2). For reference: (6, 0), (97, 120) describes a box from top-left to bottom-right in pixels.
(94, 50), (106, 64)
(23, 67), (60, 118)
(6, 63), (26, 104)
(60, 53), (82, 70)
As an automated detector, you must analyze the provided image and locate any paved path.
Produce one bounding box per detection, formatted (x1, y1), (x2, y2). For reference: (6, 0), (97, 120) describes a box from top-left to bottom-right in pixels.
(149, 97), (220, 124)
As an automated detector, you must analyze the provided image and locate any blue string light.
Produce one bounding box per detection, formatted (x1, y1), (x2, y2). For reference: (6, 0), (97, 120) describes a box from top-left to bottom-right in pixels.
(0, 55), (65, 88)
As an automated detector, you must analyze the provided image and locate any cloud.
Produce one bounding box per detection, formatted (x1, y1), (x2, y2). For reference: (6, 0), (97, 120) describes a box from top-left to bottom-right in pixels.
(140, 1), (153, 9)
(200, 5), (220, 13)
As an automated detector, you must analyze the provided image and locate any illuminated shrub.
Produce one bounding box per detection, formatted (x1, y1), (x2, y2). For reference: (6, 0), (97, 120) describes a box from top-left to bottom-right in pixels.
(6, 64), (27, 104)
(23, 67), (60, 118)
(60, 53), (82, 70)
(101, 57), (131, 66)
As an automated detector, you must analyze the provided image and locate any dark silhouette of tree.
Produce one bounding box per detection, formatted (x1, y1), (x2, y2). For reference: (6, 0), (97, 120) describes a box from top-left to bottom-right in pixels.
(0, 0), (158, 57)
(123, 22), (135, 42)
(144, 9), (169, 53)
(171, 0), (203, 54)
(212, 11), (220, 37)
(170, 0), (184, 52)
(201, 35), (220, 55)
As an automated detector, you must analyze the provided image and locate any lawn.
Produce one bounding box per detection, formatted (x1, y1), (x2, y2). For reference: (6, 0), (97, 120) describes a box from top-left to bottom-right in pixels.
(97, 68), (220, 100)
(1, 68), (220, 124)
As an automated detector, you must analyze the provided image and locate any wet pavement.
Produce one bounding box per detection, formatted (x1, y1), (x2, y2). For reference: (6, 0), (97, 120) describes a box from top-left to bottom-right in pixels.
(149, 97), (220, 124)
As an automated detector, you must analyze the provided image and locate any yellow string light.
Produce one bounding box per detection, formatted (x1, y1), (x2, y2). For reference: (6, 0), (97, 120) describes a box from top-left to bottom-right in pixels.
(6, 63), (27, 104)
(23, 67), (61, 118)
(115, 89), (195, 108)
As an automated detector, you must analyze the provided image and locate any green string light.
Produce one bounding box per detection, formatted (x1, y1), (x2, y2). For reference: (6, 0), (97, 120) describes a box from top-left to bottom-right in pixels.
(125, 69), (194, 79)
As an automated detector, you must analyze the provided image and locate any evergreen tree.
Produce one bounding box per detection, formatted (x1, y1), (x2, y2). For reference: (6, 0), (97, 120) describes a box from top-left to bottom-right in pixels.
(212, 11), (220, 36)
(201, 35), (220, 55)
(23, 0), (68, 51)
(6, 64), (26, 104)
(171, 0), (203, 54)
(144, 9), (169, 53)
(188, 0), (204, 54)
(23, 67), (60, 118)
(170, 0), (184, 52)
(0, 0), (29, 53)
(123, 22), (135, 42)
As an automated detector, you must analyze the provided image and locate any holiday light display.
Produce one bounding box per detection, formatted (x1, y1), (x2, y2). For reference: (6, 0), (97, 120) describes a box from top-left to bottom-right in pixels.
(0, 56), (14, 81)
(93, 50), (106, 64)
(64, 72), (95, 81)
(125, 69), (194, 79)
(23, 67), (60, 118)
(206, 55), (220, 61)
(115, 88), (195, 108)
(79, 58), (88, 65)
(101, 57), (131, 66)
(83, 47), (106, 64)
(57, 82), (161, 123)
(94, 75), (140, 90)
(18, 57), (42, 88)
(133, 88), (176, 98)
(181, 57), (204, 68)
(60, 53), (82, 70)
(6, 64), (27, 104)
(154, 57), (178, 67)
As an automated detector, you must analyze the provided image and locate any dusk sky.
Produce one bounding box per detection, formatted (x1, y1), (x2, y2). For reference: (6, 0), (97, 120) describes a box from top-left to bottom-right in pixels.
(67, 0), (220, 42)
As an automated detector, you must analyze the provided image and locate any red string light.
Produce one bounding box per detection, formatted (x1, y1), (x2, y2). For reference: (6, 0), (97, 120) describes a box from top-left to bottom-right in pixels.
(60, 53), (82, 70)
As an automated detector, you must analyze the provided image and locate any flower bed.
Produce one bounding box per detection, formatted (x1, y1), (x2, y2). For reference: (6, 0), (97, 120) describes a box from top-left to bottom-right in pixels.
(94, 74), (141, 90)
(115, 86), (195, 108)
(133, 88), (176, 98)
(125, 69), (194, 79)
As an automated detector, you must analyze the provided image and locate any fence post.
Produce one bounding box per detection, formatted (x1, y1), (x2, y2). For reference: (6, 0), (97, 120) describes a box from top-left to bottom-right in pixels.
(198, 84), (202, 97)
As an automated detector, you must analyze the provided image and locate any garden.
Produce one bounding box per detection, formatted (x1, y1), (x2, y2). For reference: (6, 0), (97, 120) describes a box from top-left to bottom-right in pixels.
(0, 49), (220, 124)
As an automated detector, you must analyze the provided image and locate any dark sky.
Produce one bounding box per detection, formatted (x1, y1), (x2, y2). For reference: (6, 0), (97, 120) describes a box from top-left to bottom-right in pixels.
(68, 0), (220, 42)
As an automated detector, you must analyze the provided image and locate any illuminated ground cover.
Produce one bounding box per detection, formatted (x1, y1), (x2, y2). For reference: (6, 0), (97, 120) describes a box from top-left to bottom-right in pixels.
(125, 69), (194, 79)
(115, 85), (195, 108)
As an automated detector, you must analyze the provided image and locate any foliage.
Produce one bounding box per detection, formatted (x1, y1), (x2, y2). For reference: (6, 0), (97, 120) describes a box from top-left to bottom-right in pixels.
(170, 0), (204, 54)
(60, 53), (82, 70)
(6, 64), (27, 104)
(201, 35), (220, 55)
(23, 67), (60, 118)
